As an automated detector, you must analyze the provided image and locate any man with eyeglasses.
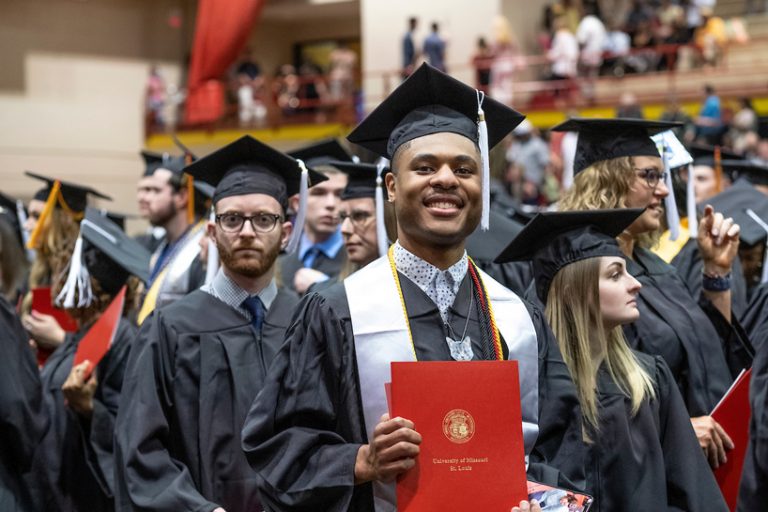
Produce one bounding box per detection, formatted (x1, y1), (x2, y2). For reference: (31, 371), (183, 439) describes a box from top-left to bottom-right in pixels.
(114, 135), (325, 512)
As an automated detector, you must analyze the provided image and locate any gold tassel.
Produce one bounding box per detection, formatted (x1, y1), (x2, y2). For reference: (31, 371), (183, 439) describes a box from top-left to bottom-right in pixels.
(186, 174), (195, 225)
(27, 180), (61, 250)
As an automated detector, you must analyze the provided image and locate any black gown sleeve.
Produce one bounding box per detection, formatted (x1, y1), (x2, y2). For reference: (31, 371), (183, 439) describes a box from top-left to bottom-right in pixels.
(653, 356), (728, 511)
(241, 292), (366, 512)
(737, 320), (768, 511)
(697, 294), (755, 377)
(83, 320), (135, 498)
(114, 313), (219, 512)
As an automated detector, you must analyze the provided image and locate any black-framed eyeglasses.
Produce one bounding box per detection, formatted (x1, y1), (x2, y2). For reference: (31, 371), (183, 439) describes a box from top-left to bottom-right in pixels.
(216, 212), (282, 233)
(634, 167), (668, 189)
(339, 209), (374, 228)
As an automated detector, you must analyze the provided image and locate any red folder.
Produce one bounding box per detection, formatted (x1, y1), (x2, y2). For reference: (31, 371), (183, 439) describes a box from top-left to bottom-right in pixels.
(73, 286), (126, 381)
(31, 287), (78, 332)
(711, 368), (753, 511)
(390, 361), (527, 511)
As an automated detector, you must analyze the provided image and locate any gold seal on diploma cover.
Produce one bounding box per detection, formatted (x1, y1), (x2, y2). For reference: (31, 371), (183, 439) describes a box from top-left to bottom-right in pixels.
(442, 409), (475, 444)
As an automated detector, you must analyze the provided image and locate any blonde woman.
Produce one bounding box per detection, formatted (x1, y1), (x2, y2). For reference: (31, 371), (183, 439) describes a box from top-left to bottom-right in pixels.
(497, 208), (726, 511)
(552, 118), (754, 470)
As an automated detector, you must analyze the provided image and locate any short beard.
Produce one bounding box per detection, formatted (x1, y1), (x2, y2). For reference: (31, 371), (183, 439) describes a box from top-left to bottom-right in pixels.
(148, 200), (177, 227)
(217, 238), (282, 279)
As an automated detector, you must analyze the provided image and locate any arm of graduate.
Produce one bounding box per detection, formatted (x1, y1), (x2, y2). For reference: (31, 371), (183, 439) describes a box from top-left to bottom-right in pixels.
(241, 293), (369, 512)
(653, 356), (729, 511)
(114, 313), (220, 512)
(0, 297), (49, 472)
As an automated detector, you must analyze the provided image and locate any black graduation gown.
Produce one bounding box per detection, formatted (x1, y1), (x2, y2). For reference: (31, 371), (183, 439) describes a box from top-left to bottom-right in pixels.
(737, 320), (768, 511)
(241, 275), (553, 512)
(585, 353), (726, 511)
(0, 296), (48, 512)
(26, 317), (136, 512)
(623, 248), (753, 416)
(278, 246), (346, 293)
(670, 238), (749, 319)
(741, 281), (768, 346)
(114, 288), (299, 512)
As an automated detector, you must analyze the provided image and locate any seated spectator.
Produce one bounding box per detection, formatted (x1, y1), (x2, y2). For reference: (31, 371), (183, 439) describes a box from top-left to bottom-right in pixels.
(328, 41), (357, 103)
(547, 16), (579, 98)
(660, 96), (695, 143)
(602, 22), (631, 76)
(695, 84), (724, 144)
(694, 6), (727, 66)
(273, 64), (300, 115)
(616, 92), (644, 119)
(506, 119), (551, 200)
(576, 4), (606, 101)
(472, 37), (493, 93)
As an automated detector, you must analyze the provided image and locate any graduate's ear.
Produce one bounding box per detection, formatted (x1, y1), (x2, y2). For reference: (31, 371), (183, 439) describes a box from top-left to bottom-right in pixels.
(288, 193), (300, 213)
(385, 172), (396, 203)
(279, 220), (293, 250)
(206, 219), (217, 241)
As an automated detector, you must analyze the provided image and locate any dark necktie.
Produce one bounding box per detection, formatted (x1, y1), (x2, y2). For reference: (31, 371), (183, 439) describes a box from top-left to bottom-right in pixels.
(242, 296), (265, 332)
(302, 246), (321, 268)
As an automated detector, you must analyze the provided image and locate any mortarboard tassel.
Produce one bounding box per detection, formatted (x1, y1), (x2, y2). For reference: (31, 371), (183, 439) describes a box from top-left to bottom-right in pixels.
(746, 209), (768, 284)
(476, 90), (491, 231)
(285, 159), (310, 254)
(16, 199), (36, 262)
(686, 164), (698, 238)
(27, 179), (61, 250)
(186, 174), (196, 225)
(56, 231), (93, 308)
(375, 157), (390, 257)
(205, 207), (219, 285)
(661, 141), (681, 241)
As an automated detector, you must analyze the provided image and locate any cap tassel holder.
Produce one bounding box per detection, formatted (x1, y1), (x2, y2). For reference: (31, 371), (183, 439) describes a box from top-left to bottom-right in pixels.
(686, 164), (698, 238)
(16, 199), (36, 262)
(661, 141), (681, 241)
(375, 157), (390, 256)
(27, 179), (62, 250)
(205, 207), (219, 285)
(746, 209), (768, 284)
(285, 159), (310, 254)
(477, 90), (491, 231)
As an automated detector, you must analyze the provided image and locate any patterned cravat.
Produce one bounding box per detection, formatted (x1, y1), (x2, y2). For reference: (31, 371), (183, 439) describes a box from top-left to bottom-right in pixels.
(241, 296), (265, 332)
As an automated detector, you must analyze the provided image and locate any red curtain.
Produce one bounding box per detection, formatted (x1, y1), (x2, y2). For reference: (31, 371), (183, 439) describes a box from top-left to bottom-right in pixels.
(184, 0), (265, 125)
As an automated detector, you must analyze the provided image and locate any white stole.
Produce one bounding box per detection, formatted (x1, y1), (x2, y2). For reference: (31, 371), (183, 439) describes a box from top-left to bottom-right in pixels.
(344, 255), (539, 511)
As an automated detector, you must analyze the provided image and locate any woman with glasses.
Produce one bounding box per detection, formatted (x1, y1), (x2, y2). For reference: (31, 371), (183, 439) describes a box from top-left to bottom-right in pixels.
(552, 118), (753, 471)
(497, 208), (726, 511)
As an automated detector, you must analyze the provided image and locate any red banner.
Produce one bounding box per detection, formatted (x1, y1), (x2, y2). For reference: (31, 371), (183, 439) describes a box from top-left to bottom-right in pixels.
(184, 0), (265, 125)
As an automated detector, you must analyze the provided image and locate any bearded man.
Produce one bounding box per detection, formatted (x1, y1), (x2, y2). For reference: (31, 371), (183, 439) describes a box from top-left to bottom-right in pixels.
(114, 135), (325, 512)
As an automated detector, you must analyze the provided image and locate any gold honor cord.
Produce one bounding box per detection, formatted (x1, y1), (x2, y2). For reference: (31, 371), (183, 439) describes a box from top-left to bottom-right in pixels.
(386, 245), (503, 361)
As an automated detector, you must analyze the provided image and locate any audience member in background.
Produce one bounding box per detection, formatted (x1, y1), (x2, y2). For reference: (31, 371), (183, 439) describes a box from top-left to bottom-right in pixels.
(145, 66), (166, 130)
(660, 96), (695, 143)
(547, 16), (579, 100)
(695, 6), (727, 67)
(552, 0), (583, 34)
(751, 139), (768, 167)
(616, 92), (644, 119)
(506, 119), (550, 204)
(274, 64), (300, 116)
(472, 37), (493, 93)
(402, 16), (418, 78)
(490, 15), (524, 106)
(695, 84), (724, 145)
(328, 41), (357, 103)
(728, 97), (760, 151)
(602, 21), (632, 76)
(576, 4), (606, 102)
(423, 22), (447, 72)
(625, 0), (653, 41)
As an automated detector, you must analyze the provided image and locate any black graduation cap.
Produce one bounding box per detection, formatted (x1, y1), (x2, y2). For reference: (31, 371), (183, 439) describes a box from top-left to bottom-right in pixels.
(25, 171), (112, 212)
(551, 118), (682, 174)
(140, 150), (186, 177)
(183, 135), (327, 207)
(687, 143), (742, 167)
(705, 181), (768, 247)
(495, 208), (645, 301)
(0, 191), (25, 246)
(57, 209), (151, 307)
(288, 139), (353, 169)
(327, 161), (390, 200)
(720, 160), (768, 186)
(466, 209), (524, 262)
(347, 63), (524, 159)
(87, 207), (139, 232)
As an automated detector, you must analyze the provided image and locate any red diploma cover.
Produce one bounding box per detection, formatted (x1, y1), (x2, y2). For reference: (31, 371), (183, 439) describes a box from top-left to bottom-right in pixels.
(390, 361), (527, 511)
(73, 286), (126, 381)
(711, 368), (753, 511)
(31, 287), (79, 367)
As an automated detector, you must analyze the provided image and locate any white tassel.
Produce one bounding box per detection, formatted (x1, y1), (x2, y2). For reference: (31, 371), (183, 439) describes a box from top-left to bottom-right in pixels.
(205, 207), (219, 285)
(55, 233), (93, 308)
(746, 209), (768, 284)
(285, 159), (309, 254)
(477, 90), (491, 231)
(375, 158), (390, 256)
(16, 199), (35, 262)
(686, 164), (698, 238)
(662, 142), (680, 241)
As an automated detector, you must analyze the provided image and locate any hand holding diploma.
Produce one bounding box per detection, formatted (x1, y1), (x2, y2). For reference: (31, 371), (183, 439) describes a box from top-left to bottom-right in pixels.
(354, 414), (422, 484)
